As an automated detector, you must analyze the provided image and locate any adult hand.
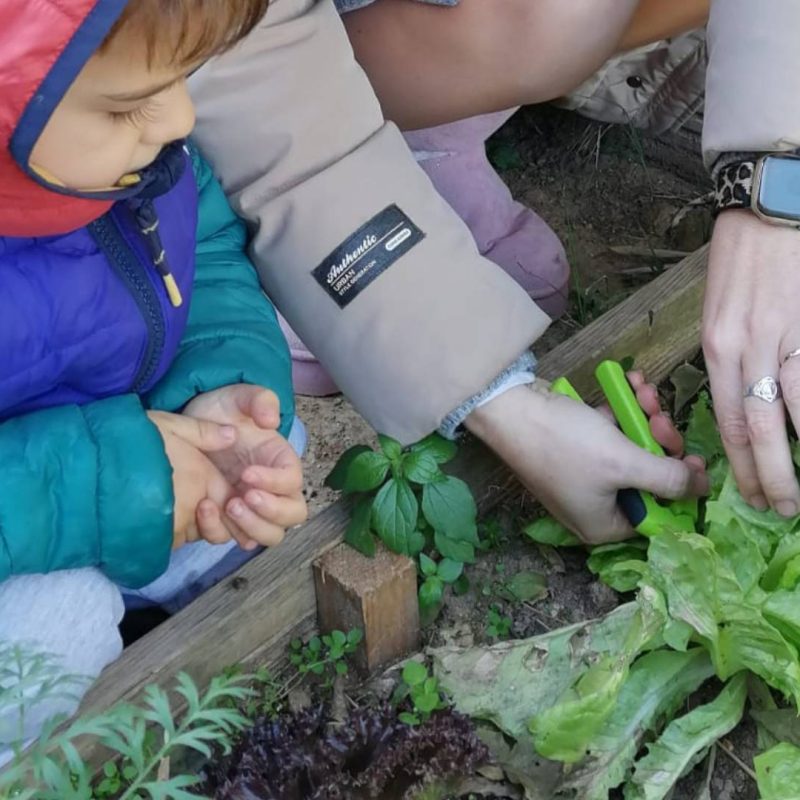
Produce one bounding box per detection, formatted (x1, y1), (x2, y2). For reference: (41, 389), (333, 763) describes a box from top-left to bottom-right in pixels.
(147, 410), (238, 549)
(465, 382), (707, 543)
(703, 210), (800, 516)
(183, 385), (307, 549)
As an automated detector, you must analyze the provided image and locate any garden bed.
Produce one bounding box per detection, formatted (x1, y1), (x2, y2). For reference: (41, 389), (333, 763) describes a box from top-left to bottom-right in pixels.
(1, 252), (724, 800)
(65, 245), (708, 771)
(5, 109), (735, 798)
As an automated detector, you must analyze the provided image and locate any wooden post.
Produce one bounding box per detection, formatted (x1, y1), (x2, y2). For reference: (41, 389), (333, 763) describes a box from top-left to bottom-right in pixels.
(314, 542), (419, 673)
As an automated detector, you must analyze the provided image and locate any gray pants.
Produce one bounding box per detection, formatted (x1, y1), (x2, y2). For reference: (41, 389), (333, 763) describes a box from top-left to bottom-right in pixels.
(0, 418), (306, 765)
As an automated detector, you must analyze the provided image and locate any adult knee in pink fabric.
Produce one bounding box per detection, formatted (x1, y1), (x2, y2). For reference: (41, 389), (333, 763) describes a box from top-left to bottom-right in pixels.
(405, 109), (569, 319)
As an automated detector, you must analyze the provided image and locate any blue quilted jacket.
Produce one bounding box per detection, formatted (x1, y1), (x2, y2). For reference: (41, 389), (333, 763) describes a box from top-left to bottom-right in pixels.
(0, 145), (295, 588)
(0, 0), (294, 588)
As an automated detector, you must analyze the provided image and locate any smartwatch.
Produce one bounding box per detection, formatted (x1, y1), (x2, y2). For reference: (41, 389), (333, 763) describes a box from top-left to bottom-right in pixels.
(714, 153), (800, 227)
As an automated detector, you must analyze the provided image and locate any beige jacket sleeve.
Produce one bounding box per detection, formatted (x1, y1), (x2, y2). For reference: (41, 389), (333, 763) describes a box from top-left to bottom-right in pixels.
(703, 0), (800, 168)
(188, 0), (549, 444)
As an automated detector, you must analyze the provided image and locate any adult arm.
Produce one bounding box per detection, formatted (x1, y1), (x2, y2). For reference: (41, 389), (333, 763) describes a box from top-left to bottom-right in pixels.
(341, 0), (642, 129)
(703, 0), (800, 167)
(701, 0), (800, 515)
(188, 0), (706, 541)
(188, 0), (549, 446)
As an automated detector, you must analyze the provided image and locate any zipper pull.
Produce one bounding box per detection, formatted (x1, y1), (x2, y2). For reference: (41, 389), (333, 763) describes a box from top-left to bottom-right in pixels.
(132, 201), (183, 308)
(153, 250), (184, 308)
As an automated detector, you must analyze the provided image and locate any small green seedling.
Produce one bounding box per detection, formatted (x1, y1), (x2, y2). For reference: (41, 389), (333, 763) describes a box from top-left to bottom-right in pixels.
(245, 666), (285, 720)
(477, 517), (507, 551)
(523, 516), (581, 548)
(393, 660), (448, 726)
(289, 628), (363, 690)
(486, 604), (513, 640)
(222, 663), (286, 720)
(94, 761), (139, 798)
(418, 553), (464, 613)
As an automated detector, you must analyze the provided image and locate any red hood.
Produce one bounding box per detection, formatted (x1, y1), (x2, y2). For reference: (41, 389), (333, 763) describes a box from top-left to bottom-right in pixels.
(0, 0), (128, 237)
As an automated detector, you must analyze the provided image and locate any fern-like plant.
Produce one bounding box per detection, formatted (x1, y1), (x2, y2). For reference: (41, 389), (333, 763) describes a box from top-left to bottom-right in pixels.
(0, 643), (88, 765)
(0, 643), (254, 800)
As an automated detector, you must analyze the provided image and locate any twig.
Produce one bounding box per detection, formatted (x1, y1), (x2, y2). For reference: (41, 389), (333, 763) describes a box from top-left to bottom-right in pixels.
(652, 192), (695, 202)
(718, 739), (757, 782)
(280, 671), (307, 697)
(521, 603), (572, 631)
(619, 265), (677, 277)
(594, 127), (602, 170)
(330, 673), (348, 724)
(157, 756), (170, 782)
(609, 245), (690, 260)
(522, 602), (553, 627)
(669, 192), (715, 229)
(695, 745), (717, 800)
(559, 314), (585, 332)
(683, 191), (715, 207)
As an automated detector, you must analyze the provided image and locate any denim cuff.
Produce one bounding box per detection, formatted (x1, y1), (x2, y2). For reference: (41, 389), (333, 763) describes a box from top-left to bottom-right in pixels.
(437, 351), (537, 440)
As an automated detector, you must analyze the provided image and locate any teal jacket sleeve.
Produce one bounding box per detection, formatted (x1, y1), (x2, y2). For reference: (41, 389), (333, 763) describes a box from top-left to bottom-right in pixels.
(0, 395), (173, 588)
(144, 146), (295, 437)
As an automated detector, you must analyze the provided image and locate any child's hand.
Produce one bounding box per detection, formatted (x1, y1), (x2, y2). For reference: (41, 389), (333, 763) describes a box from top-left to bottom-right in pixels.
(147, 410), (240, 549)
(183, 385), (307, 549)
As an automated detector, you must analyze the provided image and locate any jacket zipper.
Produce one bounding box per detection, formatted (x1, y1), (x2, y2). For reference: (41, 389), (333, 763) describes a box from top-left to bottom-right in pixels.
(88, 212), (166, 394)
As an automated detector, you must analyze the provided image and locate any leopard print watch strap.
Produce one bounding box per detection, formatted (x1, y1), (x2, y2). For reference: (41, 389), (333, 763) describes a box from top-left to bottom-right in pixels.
(713, 160), (756, 216)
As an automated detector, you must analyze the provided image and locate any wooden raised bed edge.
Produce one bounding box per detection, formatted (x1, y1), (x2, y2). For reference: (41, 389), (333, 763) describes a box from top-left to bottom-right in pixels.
(66, 245), (707, 764)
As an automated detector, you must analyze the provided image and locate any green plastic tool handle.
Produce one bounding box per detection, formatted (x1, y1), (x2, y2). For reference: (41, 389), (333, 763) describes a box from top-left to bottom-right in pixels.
(594, 361), (697, 527)
(550, 371), (695, 535)
(594, 361), (697, 525)
(550, 376), (659, 533)
(595, 360), (665, 457)
(550, 376), (582, 402)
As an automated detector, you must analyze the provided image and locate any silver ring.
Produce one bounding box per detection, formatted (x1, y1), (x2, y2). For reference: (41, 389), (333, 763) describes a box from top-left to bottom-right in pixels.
(783, 348), (800, 365)
(744, 376), (782, 403)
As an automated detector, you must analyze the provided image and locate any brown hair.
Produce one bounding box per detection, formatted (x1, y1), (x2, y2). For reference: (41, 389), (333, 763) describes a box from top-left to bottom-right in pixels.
(102, 0), (269, 65)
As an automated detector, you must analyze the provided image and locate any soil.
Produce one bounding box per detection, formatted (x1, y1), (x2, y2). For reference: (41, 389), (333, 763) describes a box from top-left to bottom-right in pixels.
(292, 106), (759, 799)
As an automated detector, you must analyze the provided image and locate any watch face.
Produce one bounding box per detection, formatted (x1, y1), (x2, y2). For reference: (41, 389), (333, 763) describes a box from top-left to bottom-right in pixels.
(757, 155), (800, 221)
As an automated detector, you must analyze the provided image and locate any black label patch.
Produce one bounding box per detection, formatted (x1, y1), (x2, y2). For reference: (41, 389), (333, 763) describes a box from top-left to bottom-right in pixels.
(313, 205), (424, 308)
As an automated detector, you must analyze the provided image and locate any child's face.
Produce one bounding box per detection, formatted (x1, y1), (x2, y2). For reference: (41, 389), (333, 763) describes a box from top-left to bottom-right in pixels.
(30, 30), (197, 191)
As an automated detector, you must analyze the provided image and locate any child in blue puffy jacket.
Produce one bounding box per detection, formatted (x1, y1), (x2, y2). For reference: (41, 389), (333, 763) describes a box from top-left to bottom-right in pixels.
(0, 0), (307, 757)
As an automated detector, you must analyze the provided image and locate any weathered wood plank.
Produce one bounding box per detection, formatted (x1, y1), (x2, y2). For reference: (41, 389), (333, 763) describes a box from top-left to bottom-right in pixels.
(538, 245), (707, 394)
(78, 502), (348, 718)
(70, 245), (707, 761)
